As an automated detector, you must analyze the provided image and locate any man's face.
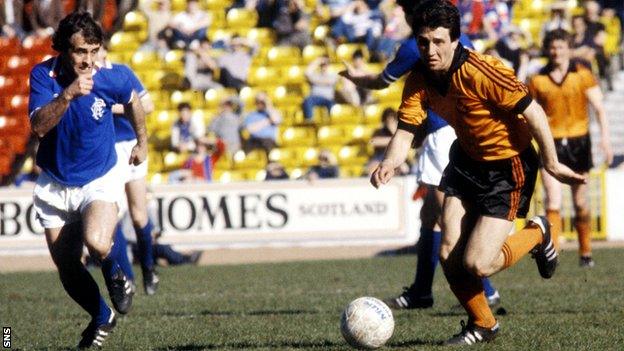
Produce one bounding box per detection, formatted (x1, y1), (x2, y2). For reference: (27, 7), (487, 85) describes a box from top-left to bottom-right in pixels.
(416, 26), (458, 73)
(548, 39), (570, 66)
(67, 32), (100, 76)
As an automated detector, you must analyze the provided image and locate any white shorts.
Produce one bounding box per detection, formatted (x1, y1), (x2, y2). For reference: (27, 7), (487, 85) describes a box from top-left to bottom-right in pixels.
(415, 125), (456, 186)
(115, 139), (148, 183)
(33, 166), (124, 228)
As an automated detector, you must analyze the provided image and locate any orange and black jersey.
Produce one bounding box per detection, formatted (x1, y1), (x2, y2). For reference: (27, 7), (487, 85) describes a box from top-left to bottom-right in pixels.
(398, 45), (533, 161)
(528, 60), (598, 139)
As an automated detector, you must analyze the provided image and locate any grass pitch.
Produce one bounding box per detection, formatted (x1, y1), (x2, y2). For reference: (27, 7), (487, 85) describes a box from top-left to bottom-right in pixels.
(1, 247), (624, 350)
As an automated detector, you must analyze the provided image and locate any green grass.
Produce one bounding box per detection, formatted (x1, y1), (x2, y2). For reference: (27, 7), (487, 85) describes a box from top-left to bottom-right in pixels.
(1, 248), (624, 350)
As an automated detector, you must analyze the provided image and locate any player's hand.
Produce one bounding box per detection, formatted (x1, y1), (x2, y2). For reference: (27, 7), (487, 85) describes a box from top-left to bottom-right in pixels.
(370, 161), (395, 188)
(338, 60), (358, 81)
(601, 140), (613, 166)
(545, 162), (587, 185)
(129, 142), (148, 166)
(63, 73), (93, 100)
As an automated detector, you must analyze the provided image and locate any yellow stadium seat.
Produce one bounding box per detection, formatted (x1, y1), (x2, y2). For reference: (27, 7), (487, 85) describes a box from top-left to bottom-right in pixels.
(239, 86), (268, 108)
(286, 167), (306, 179)
(214, 152), (233, 170)
(203, 0), (232, 10)
(232, 149), (268, 170)
(207, 28), (237, 42)
(149, 89), (172, 110)
(163, 151), (189, 171)
(246, 28), (276, 46)
(171, 0), (186, 12)
(329, 104), (363, 125)
(123, 11), (148, 32)
(299, 147), (319, 167)
(317, 125), (352, 146)
(350, 124), (376, 142)
(282, 65), (306, 85)
(266, 46), (302, 66)
(335, 43), (369, 62)
(204, 88), (238, 109)
(278, 126), (316, 147)
(302, 45), (331, 64)
(106, 51), (130, 64)
(160, 72), (185, 90)
(279, 106), (305, 126)
(226, 8), (258, 29)
(247, 66), (283, 87)
(170, 90), (205, 109)
(336, 145), (368, 165)
(164, 49), (185, 72)
(363, 103), (396, 125)
(148, 172), (168, 185)
(153, 110), (177, 131)
(109, 32), (142, 52)
(130, 51), (163, 71)
(271, 85), (304, 108)
(209, 9), (226, 28)
(313, 25), (330, 44)
(340, 165), (365, 178)
(268, 147), (300, 168)
(214, 170), (247, 182)
(371, 81), (404, 103)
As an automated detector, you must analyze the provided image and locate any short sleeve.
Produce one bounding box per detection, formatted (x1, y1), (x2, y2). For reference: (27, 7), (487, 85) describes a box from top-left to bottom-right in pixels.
(382, 40), (419, 84)
(115, 74), (134, 105)
(397, 72), (428, 134)
(121, 65), (147, 98)
(579, 65), (599, 91)
(471, 56), (532, 114)
(28, 65), (54, 119)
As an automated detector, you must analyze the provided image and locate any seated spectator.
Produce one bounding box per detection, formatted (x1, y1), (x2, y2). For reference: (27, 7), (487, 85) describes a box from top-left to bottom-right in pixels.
(320, 0), (351, 25)
(305, 149), (339, 180)
(209, 96), (243, 155)
(302, 56), (339, 121)
(216, 35), (257, 91)
(337, 49), (371, 105)
(331, 0), (382, 51)
(273, 0), (311, 49)
(375, 0), (411, 61)
(242, 92), (282, 154)
(27, 0), (63, 38)
(169, 0), (211, 50)
(171, 102), (205, 153)
(366, 107), (407, 175)
(265, 161), (289, 180)
(179, 135), (224, 182)
(140, 0), (173, 54)
(255, 0), (281, 28)
(184, 39), (222, 91)
(0, 0), (25, 40)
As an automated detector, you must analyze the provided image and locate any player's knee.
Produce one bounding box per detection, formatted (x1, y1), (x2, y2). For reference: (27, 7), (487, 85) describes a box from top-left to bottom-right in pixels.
(130, 212), (148, 228)
(85, 238), (112, 259)
(438, 244), (452, 266)
(463, 258), (492, 278)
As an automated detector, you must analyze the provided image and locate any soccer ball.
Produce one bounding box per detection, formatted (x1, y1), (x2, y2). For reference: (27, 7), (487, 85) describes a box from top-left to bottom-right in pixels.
(340, 297), (394, 349)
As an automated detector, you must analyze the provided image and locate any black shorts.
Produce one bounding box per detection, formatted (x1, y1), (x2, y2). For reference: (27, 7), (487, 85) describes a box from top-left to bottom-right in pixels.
(554, 134), (592, 173)
(439, 141), (539, 220)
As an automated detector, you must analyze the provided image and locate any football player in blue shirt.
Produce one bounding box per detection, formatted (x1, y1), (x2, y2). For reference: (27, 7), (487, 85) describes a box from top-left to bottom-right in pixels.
(97, 47), (160, 296)
(28, 12), (147, 348)
(339, 0), (501, 310)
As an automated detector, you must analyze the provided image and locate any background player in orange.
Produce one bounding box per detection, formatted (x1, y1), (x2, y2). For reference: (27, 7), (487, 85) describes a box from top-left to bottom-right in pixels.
(371, 0), (585, 344)
(528, 29), (613, 267)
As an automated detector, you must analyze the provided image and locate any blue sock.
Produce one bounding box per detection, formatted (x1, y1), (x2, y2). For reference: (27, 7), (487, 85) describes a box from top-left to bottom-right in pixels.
(413, 228), (442, 298)
(154, 243), (187, 265)
(58, 260), (111, 325)
(111, 225), (134, 281)
(482, 277), (497, 298)
(134, 220), (154, 271)
(102, 253), (122, 283)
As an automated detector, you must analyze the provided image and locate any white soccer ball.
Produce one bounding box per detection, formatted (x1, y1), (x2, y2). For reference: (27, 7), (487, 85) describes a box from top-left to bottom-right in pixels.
(340, 297), (394, 349)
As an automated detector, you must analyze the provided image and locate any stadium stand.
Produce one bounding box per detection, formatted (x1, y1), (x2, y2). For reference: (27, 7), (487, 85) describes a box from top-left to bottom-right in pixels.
(1, 0), (623, 187)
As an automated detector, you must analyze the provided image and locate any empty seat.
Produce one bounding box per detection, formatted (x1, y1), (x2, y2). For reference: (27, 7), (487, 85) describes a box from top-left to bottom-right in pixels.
(266, 46), (302, 66)
(335, 43), (369, 62)
(329, 104), (363, 125)
(246, 28), (276, 46)
(226, 8), (259, 29)
(278, 126), (316, 147)
(232, 149), (268, 170)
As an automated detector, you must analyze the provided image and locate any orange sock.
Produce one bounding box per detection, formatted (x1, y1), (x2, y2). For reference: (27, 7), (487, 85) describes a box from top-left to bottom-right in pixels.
(575, 211), (591, 257)
(447, 276), (496, 329)
(501, 225), (543, 269)
(546, 209), (562, 252)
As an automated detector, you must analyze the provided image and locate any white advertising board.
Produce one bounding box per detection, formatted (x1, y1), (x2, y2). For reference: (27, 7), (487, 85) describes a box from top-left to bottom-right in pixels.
(0, 176), (420, 255)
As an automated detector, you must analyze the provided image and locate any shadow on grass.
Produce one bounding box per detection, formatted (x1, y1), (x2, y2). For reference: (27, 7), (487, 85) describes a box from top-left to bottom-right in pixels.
(386, 338), (442, 348)
(153, 339), (342, 350)
(162, 309), (320, 318)
(375, 245), (417, 257)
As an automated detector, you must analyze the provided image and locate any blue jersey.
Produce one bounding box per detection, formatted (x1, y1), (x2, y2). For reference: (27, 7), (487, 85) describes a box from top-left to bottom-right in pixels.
(29, 57), (133, 186)
(382, 34), (474, 133)
(110, 63), (146, 142)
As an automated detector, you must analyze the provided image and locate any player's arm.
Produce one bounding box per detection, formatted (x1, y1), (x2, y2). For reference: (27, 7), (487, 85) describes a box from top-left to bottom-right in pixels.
(31, 73), (93, 137)
(586, 85), (613, 165)
(371, 129), (414, 188)
(339, 64), (390, 90)
(125, 90), (148, 165)
(112, 93), (155, 115)
(522, 101), (586, 184)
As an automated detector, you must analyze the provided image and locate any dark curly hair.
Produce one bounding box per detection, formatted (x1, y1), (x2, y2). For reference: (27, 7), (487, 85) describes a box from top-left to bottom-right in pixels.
(52, 12), (103, 53)
(542, 28), (572, 52)
(410, 0), (460, 41)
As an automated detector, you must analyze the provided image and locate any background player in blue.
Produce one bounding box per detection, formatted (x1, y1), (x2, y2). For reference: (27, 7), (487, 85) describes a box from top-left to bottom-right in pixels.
(339, 0), (501, 310)
(28, 12), (147, 348)
(97, 46), (160, 296)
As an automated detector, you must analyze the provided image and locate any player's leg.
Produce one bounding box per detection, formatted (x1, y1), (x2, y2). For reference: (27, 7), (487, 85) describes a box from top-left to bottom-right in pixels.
(110, 224), (135, 283)
(83, 200), (134, 315)
(45, 223), (116, 348)
(541, 169), (563, 252)
(571, 179), (593, 266)
(125, 177), (159, 294)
